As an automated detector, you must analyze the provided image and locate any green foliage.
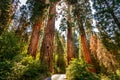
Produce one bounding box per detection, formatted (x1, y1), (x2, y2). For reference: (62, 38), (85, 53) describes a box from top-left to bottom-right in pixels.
(26, 0), (48, 22)
(0, 31), (24, 80)
(0, 32), (23, 61)
(7, 54), (50, 80)
(0, 31), (24, 60)
(0, 53), (50, 80)
(0, 61), (12, 80)
(54, 31), (66, 73)
(73, 29), (79, 58)
(67, 0), (77, 5)
(99, 69), (120, 80)
(0, 0), (12, 35)
(106, 69), (120, 80)
(50, 0), (60, 3)
(20, 57), (50, 80)
(0, 31), (50, 80)
(92, 0), (120, 54)
(66, 59), (100, 80)
(108, 74), (120, 80)
(54, 54), (66, 73)
(13, 5), (30, 42)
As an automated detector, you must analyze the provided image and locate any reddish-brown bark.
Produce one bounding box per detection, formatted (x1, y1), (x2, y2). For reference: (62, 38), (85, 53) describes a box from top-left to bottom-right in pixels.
(28, 21), (42, 57)
(80, 34), (96, 72)
(80, 32), (96, 72)
(90, 35), (119, 72)
(90, 34), (98, 54)
(40, 3), (56, 72)
(66, 4), (75, 65)
(67, 26), (75, 65)
(27, 0), (46, 57)
(76, 12), (96, 73)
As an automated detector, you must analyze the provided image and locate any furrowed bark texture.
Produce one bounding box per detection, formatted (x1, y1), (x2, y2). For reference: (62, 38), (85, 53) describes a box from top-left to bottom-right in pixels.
(28, 21), (42, 57)
(76, 12), (96, 73)
(67, 26), (75, 65)
(67, 4), (75, 65)
(40, 4), (56, 72)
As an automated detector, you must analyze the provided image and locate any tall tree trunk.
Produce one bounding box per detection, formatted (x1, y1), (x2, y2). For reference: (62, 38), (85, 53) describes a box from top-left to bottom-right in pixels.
(27, 0), (46, 57)
(67, 5), (75, 65)
(76, 13), (96, 73)
(67, 26), (75, 65)
(104, 0), (120, 29)
(40, 3), (56, 72)
(27, 21), (43, 57)
(80, 28), (96, 73)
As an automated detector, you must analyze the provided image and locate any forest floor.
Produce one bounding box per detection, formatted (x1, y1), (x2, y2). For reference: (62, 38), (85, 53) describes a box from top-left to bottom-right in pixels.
(45, 74), (67, 80)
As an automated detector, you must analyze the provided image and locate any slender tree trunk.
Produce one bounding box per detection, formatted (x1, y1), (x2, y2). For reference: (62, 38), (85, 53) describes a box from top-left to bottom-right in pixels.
(67, 5), (75, 65)
(40, 3), (56, 72)
(67, 26), (75, 65)
(27, 21), (43, 57)
(104, 0), (120, 29)
(76, 12), (96, 73)
(110, 11), (120, 30)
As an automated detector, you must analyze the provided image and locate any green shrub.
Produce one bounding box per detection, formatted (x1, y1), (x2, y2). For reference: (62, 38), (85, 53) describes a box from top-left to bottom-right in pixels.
(0, 31), (24, 80)
(107, 69), (120, 80)
(99, 73), (120, 80)
(0, 31), (50, 80)
(0, 31), (24, 60)
(0, 61), (12, 80)
(8, 54), (50, 80)
(54, 54), (66, 73)
(66, 59), (100, 80)
(20, 60), (50, 80)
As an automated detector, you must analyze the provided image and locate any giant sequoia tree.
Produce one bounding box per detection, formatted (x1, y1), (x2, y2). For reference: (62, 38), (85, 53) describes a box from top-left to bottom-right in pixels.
(90, 34), (119, 73)
(67, 3), (75, 65)
(40, 1), (57, 72)
(27, 0), (47, 57)
(70, 0), (96, 72)
(89, 0), (120, 73)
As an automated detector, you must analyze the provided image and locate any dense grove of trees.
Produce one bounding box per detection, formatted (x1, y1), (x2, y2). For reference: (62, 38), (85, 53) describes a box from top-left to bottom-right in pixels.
(0, 0), (120, 80)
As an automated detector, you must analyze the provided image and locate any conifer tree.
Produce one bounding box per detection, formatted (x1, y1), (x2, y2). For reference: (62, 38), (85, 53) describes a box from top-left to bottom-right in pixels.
(27, 0), (47, 57)
(67, 3), (75, 65)
(90, 34), (119, 73)
(40, 1), (58, 72)
(71, 0), (96, 72)
(92, 0), (120, 56)
(0, 0), (13, 35)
